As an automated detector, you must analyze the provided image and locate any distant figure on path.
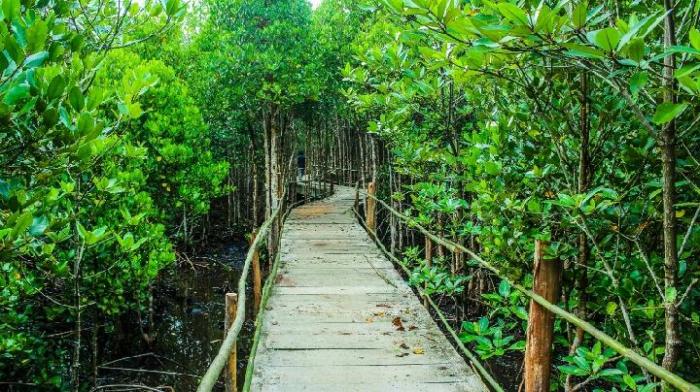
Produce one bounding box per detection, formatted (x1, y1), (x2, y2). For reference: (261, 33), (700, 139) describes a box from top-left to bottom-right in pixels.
(297, 151), (306, 179)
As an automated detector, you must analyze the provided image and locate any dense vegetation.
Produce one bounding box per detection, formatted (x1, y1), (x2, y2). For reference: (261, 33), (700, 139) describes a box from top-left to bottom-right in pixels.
(1, 0), (698, 390)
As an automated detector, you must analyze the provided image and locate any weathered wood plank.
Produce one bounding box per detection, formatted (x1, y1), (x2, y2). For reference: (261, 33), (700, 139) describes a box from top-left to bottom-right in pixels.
(249, 381), (485, 392)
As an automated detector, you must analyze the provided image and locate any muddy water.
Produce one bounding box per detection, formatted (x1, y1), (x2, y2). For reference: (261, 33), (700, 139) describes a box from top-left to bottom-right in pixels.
(100, 240), (255, 391)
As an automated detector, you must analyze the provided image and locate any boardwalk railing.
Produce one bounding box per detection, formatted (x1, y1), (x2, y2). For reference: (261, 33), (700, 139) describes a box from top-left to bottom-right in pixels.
(356, 184), (699, 392)
(351, 195), (504, 392)
(197, 206), (282, 392)
(198, 182), (332, 392)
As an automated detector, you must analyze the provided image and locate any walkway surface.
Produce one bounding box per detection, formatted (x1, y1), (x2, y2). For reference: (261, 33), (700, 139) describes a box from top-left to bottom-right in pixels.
(250, 186), (487, 391)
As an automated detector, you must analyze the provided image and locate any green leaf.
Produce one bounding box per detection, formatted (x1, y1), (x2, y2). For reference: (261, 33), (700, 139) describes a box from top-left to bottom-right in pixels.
(77, 112), (94, 135)
(77, 222), (108, 245)
(513, 306), (528, 320)
(25, 51), (48, 68)
(4, 84), (30, 105)
(508, 340), (526, 351)
(69, 86), (84, 111)
(571, 1), (588, 29)
(675, 63), (700, 79)
(559, 365), (588, 376)
(563, 43), (605, 59)
(2, 0), (20, 22)
(527, 198), (542, 213)
(618, 12), (663, 52)
(587, 28), (621, 52)
(12, 212), (33, 237)
(665, 287), (677, 303)
(497, 3), (529, 26)
(498, 280), (511, 297)
(652, 102), (688, 125)
(484, 161), (501, 176)
(626, 39), (645, 62)
(478, 317), (489, 333)
(630, 72), (648, 95)
(690, 28), (700, 50)
(29, 216), (49, 236)
(606, 301), (618, 315)
(26, 19), (48, 53)
(47, 75), (66, 100)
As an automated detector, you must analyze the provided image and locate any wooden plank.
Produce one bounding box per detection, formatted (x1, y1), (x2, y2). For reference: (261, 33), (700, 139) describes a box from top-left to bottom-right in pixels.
(253, 364), (476, 384)
(254, 346), (462, 367)
(250, 381), (485, 392)
(273, 286), (404, 295)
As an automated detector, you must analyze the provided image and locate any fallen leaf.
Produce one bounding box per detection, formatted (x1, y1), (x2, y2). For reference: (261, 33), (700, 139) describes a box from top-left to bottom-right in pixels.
(392, 316), (405, 331)
(413, 347), (425, 355)
(399, 343), (409, 350)
(396, 352), (409, 357)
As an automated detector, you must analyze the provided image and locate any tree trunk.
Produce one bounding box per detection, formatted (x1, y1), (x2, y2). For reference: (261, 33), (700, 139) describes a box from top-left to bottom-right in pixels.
(525, 240), (562, 392)
(567, 72), (592, 391)
(661, 0), (680, 374)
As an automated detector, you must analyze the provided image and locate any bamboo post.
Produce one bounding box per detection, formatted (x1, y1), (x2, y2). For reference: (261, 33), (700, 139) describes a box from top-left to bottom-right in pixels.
(224, 293), (238, 392)
(366, 181), (376, 232)
(250, 231), (261, 315)
(524, 240), (562, 392)
(424, 237), (432, 308)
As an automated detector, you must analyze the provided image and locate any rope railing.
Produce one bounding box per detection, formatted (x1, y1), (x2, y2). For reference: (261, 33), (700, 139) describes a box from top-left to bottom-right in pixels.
(358, 187), (700, 392)
(196, 206), (282, 392)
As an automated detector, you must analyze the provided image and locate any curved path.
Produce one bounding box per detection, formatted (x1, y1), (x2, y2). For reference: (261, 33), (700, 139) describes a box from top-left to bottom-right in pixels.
(250, 186), (487, 391)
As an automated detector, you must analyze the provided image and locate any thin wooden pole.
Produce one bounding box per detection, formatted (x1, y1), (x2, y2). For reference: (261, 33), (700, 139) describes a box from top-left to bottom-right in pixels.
(525, 241), (562, 392)
(251, 231), (262, 315)
(224, 293), (238, 392)
(366, 181), (376, 232)
(424, 237), (432, 308)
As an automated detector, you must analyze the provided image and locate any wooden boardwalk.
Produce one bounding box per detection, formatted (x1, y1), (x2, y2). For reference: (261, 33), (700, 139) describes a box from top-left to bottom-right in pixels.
(250, 186), (487, 391)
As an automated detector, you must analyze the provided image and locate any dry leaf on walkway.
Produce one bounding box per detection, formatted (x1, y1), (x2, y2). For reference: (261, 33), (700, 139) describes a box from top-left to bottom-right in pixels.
(392, 316), (405, 331)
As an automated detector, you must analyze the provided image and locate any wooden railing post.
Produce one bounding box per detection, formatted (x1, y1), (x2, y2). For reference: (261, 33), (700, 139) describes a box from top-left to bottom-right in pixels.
(250, 231), (262, 315)
(224, 293), (238, 392)
(354, 182), (360, 213)
(525, 240), (562, 392)
(366, 181), (376, 232)
(424, 237), (432, 307)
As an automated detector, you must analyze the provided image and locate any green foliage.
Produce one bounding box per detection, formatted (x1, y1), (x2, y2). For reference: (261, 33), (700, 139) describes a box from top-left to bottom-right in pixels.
(98, 50), (229, 240)
(0, 0), (229, 387)
(338, 0), (700, 389)
(403, 250), (468, 297)
(559, 342), (658, 392)
(3, 0), (700, 389)
(459, 316), (524, 360)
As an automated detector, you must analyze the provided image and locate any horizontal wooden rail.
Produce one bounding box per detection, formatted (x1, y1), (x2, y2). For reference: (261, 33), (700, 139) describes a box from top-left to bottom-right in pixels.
(197, 207), (283, 392)
(360, 190), (700, 392)
(351, 206), (504, 392)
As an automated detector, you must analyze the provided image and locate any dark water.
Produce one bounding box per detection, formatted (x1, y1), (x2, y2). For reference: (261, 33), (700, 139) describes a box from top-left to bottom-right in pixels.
(99, 240), (253, 391)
